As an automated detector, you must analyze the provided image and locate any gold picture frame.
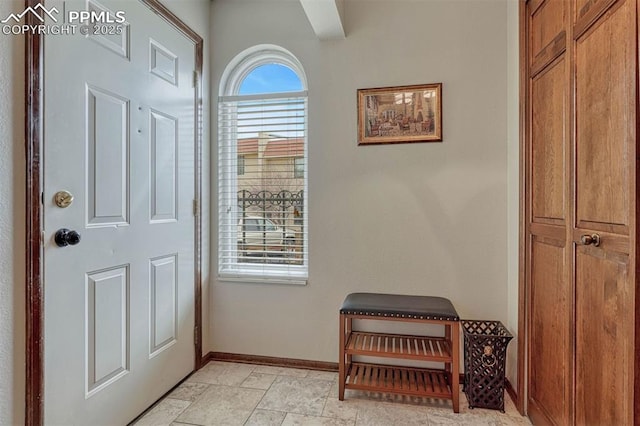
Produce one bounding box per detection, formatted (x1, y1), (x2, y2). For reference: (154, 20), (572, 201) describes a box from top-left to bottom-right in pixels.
(357, 83), (442, 145)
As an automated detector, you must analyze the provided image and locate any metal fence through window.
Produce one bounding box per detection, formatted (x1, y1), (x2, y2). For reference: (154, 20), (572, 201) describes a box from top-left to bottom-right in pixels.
(237, 189), (304, 264)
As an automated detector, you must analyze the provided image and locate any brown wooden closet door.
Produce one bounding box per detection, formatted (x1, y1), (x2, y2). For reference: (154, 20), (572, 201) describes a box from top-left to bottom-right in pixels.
(573, 0), (636, 424)
(527, 1), (572, 424)
(525, 0), (638, 424)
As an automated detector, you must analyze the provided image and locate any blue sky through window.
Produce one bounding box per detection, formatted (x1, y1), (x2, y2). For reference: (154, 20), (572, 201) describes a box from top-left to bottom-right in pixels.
(239, 64), (302, 95)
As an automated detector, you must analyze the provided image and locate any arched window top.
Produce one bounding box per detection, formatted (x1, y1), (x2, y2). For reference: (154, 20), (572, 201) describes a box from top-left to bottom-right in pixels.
(220, 44), (307, 97)
(239, 64), (303, 95)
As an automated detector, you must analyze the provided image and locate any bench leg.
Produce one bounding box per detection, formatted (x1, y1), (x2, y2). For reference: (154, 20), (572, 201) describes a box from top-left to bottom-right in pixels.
(451, 322), (460, 413)
(338, 314), (346, 400)
(445, 325), (452, 378)
(346, 317), (353, 370)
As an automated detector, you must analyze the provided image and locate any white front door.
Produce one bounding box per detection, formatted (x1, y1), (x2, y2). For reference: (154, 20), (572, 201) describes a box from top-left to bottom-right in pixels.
(43, 1), (197, 424)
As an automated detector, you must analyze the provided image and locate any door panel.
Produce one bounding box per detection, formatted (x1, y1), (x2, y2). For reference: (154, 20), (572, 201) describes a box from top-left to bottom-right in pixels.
(530, 0), (566, 78)
(86, 86), (130, 226)
(86, 265), (129, 396)
(150, 109), (178, 223)
(573, 0), (635, 424)
(531, 0), (566, 60)
(43, 0), (197, 424)
(150, 39), (179, 85)
(575, 0), (633, 233)
(150, 255), (178, 356)
(527, 4), (570, 420)
(531, 58), (565, 224)
(575, 249), (631, 426)
(86, 0), (130, 58)
(574, 0), (618, 35)
(529, 238), (570, 425)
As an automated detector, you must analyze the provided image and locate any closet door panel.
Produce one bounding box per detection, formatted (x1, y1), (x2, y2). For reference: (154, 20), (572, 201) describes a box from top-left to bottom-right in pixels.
(527, 8), (571, 421)
(531, 0), (566, 59)
(531, 58), (566, 225)
(529, 238), (570, 426)
(573, 0), (636, 424)
(575, 0), (633, 234)
(530, 0), (567, 76)
(575, 249), (631, 426)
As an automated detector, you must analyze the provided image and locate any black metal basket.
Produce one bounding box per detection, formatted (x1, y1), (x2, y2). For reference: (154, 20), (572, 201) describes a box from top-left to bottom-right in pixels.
(462, 320), (513, 412)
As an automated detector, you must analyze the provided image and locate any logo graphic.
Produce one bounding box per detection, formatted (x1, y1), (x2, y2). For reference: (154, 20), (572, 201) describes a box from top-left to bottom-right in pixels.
(2, 2), (126, 36)
(1, 3), (59, 24)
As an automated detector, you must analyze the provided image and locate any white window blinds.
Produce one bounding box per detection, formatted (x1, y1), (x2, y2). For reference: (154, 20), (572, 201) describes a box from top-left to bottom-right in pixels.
(218, 92), (308, 283)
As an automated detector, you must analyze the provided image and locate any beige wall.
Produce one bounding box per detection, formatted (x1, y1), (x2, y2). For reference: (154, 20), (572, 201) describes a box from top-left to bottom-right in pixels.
(210, 0), (519, 376)
(506, 0), (520, 389)
(0, 1), (210, 424)
(0, 1), (26, 424)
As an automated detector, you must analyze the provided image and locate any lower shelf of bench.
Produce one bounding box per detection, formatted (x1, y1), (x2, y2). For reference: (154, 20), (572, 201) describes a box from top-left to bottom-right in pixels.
(344, 362), (452, 399)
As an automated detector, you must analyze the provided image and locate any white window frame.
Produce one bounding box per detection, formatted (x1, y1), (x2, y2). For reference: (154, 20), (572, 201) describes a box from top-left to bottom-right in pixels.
(218, 45), (309, 285)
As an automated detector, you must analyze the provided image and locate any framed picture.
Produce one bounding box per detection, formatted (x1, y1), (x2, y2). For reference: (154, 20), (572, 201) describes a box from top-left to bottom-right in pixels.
(357, 83), (442, 145)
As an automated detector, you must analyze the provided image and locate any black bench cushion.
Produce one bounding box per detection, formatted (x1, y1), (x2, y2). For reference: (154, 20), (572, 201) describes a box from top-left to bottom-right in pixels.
(340, 292), (459, 321)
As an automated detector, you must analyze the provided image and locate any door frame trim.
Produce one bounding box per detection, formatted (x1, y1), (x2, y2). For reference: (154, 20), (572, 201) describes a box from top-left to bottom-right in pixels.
(24, 1), (205, 424)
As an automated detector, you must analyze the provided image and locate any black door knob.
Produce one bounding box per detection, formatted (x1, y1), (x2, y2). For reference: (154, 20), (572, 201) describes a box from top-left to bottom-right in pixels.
(54, 228), (81, 247)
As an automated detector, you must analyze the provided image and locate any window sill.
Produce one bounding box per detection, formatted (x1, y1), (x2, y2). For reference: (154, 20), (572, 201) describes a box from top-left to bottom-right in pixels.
(217, 275), (308, 286)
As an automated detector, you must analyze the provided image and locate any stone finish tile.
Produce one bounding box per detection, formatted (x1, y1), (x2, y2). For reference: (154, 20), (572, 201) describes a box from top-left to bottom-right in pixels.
(502, 393), (519, 415)
(281, 413), (355, 426)
(459, 391), (525, 419)
(176, 385), (264, 426)
(134, 398), (191, 426)
(258, 376), (333, 416)
(329, 381), (339, 398)
(428, 406), (531, 426)
(428, 410), (505, 426)
(147, 363), (532, 426)
(243, 409), (287, 426)
(354, 401), (432, 426)
(495, 414), (532, 426)
(306, 371), (338, 382)
(187, 361), (255, 386)
(321, 398), (358, 421)
(240, 372), (277, 390)
(253, 365), (310, 377)
(170, 382), (210, 401)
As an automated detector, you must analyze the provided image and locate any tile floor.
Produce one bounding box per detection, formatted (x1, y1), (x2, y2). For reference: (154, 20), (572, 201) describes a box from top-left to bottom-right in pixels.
(134, 361), (531, 426)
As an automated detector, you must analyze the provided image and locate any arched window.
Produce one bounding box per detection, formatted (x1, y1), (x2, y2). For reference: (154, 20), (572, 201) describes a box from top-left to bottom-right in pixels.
(218, 45), (308, 283)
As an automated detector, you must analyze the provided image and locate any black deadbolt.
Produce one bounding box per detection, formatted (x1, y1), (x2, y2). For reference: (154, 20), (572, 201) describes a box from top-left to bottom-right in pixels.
(54, 228), (81, 247)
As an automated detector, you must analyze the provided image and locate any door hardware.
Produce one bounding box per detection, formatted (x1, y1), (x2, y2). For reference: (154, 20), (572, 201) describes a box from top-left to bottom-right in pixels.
(580, 233), (601, 247)
(54, 190), (74, 208)
(54, 228), (81, 247)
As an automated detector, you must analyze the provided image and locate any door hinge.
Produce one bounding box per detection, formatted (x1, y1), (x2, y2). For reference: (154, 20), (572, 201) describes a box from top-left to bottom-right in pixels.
(192, 70), (197, 88)
(193, 199), (199, 216)
(194, 325), (199, 345)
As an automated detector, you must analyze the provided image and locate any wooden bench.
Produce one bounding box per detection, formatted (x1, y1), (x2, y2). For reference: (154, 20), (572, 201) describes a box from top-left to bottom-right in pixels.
(338, 292), (460, 413)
